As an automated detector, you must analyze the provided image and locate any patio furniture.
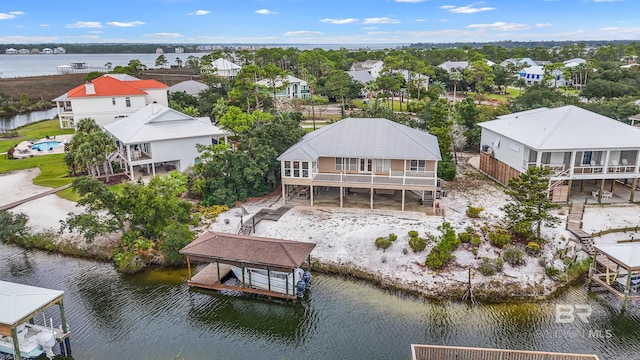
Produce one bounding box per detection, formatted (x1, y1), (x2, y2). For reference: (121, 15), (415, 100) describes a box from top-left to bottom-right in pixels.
(296, 186), (310, 199)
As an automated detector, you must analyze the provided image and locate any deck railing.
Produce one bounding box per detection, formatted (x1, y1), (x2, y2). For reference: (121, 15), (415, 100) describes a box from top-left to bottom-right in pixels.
(411, 344), (600, 360)
(312, 171), (437, 187)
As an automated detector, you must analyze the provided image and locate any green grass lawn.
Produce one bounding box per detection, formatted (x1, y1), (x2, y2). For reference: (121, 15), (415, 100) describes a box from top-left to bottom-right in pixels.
(0, 119), (74, 152)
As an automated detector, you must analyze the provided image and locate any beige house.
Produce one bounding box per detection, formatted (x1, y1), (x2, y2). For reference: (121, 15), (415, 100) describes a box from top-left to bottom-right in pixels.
(277, 117), (441, 211)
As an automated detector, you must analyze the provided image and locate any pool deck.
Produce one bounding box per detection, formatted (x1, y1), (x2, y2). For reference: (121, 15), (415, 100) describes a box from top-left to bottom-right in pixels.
(12, 134), (73, 159)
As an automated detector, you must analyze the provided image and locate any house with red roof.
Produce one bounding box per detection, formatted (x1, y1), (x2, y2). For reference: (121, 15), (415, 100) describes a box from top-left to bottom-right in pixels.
(53, 74), (169, 128)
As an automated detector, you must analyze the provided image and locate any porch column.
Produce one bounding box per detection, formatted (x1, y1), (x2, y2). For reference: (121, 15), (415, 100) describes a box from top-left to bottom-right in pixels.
(370, 188), (374, 210)
(11, 327), (22, 360)
(580, 180), (584, 193)
(631, 178), (637, 202)
(622, 270), (633, 311)
(536, 151), (542, 167)
(598, 179), (605, 203)
(566, 179), (572, 203)
(152, 163), (156, 177)
(310, 185), (314, 207)
(603, 151), (611, 174)
(569, 151), (576, 175)
(610, 179), (615, 192)
(126, 144), (134, 181)
(339, 186), (343, 208)
(635, 150), (640, 173)
(401, 189), (405, 211)
(282, 183), (286, 204)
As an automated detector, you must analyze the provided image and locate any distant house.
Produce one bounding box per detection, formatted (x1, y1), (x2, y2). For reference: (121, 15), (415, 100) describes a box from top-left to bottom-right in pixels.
(517, 65), (545, 85)
(478, 105), (640, 202)
(201, 58), (242, 78)
(5, 48), (17, 55)
(500, 58), (538, 68)
(18, 48), (29, 54)
(54, 47), (66, 54)
(277, 117), (441, 211)
(175, 47), (184, 54)
(53, 74), (169, 129)
(104, 103), (230, 181)
(350, 60), (384, 78)
(563, 58), (586, 68)
(168, 80), (209, 97)
(256, 75), (310, 100)
(156, 48), (164, 54)
(438, 61), (470, 72)
(41, 48), (53, 54)
(347, 70), (375, 84)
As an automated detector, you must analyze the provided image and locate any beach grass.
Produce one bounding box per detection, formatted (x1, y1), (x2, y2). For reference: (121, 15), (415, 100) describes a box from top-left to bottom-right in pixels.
(0, 119), (74, 152)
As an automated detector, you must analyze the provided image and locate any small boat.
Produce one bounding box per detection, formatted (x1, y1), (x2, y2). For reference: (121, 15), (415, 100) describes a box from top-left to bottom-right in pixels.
(0, 323), (57, 359)
(230, 266), (310, 297)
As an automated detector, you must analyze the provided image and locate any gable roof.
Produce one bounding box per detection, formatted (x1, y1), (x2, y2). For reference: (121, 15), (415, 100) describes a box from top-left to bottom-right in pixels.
(103, 103), (224, 143)
(277, 117), (441, 162)
(168, 80), (209, 95)
(594, 244), (640, 271)
(65, 74), (167, 98)
(347, 70), (375, 84)
(350, 60), (383, 71)
(0, 281), (64, 327)
(210, 58), (241, 70)
(180, 231), (316, 271)
(438, 61), (469, 72)
(256, 74), (307, 87)
(479, 105), (640, 150)
(518, 65), (545, 75)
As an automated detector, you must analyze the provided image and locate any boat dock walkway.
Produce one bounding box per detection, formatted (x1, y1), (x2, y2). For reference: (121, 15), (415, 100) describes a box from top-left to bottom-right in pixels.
(567, 202), (594, 254)
(238, 205), (292, 235)
(0, 183), (72, 211)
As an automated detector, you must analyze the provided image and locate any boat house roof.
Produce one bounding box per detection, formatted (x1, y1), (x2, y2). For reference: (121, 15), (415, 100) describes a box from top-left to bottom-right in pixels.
(593, 244), (640, 271)
(0, 281), (64, 335)
(180, 231), (316, 272)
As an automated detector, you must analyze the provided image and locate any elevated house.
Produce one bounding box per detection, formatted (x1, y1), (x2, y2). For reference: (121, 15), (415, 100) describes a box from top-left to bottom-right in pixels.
(53, 74), (169, 129)
(478, 105), (640, 202)
(350, 60), (384, 78)
(256, 75), (310, 100)
(104, 103), (229, 181)
(201, 58), (241, 78)
(277, 117), (441, 212)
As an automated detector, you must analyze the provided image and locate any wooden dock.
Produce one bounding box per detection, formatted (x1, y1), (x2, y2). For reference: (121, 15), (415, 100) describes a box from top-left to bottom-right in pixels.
(238, 205), (292, 235)
(0, 183), (71, 211)
(567, 202), (594, 254)
(411, 344), (600, 360)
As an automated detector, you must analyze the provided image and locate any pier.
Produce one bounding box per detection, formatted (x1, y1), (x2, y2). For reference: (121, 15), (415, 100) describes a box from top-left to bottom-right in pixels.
(411, 344), (600, 360)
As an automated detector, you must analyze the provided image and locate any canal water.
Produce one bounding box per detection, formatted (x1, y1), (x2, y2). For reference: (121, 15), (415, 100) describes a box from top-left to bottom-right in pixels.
(0, 108), (58, 131)
(1, 242), (638, 360)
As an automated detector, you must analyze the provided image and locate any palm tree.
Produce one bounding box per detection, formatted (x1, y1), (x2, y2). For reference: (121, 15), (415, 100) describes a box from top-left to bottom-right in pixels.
(449, 71), (463, 102)
(514, 78), (527, 95)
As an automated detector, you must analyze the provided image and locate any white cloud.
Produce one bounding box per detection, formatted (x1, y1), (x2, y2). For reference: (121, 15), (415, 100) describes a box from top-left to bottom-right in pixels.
(440, 5), (496, 13)
(320, 18), (358, 24)
(395, 0), (426, 2)
(416, 18), (426, 22)
(188, 10), (210, 15)
(88, 30), (102, 34)
(107, 21), (145, 27)
(363, 17), (401, 24)
(256, 9), (278, 15)
(40, 24), (49, 27)
(535, 23), (552, 28)
(467, 22), (529, 31)
(65, 21), (102, 29)
(10, 11), (24, 15)
(144, 32), (182, 38)
(283, 30), (322, 36)
(363, 27), (378, 30)
(367, 31), (391, 35)
(0, 12), (22, 20)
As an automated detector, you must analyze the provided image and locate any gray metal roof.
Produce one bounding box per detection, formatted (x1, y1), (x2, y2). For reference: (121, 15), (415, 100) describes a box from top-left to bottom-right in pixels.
(438, 61), (469, 72)
(277, 117), (441, 161)
(480, 105), (640, 150)
(594, 244), (640, 270)
(0, 281), (63, 326)
(347, 70), (375, 84)
(168, 80), (209, 96)
(104, 103), (227, 144)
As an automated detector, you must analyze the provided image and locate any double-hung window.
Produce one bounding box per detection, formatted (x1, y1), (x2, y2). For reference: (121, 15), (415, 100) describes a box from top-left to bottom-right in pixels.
(410, 160), (426, 172)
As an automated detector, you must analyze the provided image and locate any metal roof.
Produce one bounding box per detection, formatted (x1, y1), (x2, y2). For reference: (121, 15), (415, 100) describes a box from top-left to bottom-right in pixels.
(594, 244), (640, 271)
(168, 80), (209, 96)
(180, 231), (316, 271)
(278, 117), (441, 162)
(479, 105), (640, 150)
(0, 281), (63, 327)
(104, 103), (227, 143)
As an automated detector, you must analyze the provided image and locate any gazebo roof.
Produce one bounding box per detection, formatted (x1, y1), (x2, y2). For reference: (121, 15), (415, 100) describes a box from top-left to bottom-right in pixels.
(594, 244), (640, 271)
(180, 231), (316, 272)
(0, 281), (64, 328)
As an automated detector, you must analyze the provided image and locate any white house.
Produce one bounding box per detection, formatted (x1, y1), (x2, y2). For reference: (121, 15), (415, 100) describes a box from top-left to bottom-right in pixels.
(53, 74), (169, 129)
(563, 58), (587, 68)
(202, 58), (242, 78)
(478, 105), (640, 202)
(104, 103), (230, 181)
(517, 65), (545, 85)
(350, 60), (384, 78)
(438, 61), (470, 72)
(5, 48), (17, 55)
(41, 48), (53, 54)
(256, 75), (310, 100)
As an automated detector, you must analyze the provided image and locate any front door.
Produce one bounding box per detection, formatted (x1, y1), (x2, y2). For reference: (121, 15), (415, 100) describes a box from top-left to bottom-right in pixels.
(359, 158), (372, 173)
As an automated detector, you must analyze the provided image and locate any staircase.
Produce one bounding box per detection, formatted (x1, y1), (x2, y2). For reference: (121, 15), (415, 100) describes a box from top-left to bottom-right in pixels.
(567, 202), (594, 254)
(237, 205), (293, 235)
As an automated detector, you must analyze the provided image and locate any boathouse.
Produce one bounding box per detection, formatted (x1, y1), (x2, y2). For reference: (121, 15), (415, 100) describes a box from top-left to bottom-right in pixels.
(588, 243), (640, 310)
(411, 344), (600, 360)
(0, 281), (72, 360)
(180, 231), (316, 301)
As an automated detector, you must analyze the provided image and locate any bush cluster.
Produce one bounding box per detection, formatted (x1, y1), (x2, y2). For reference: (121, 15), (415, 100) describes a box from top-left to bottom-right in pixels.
(425, 222), (459, 270)
(374, 233), (398, 251)
(488, 228), (512, 248)
(458, 232), (471, 243)
(526, 241), (541, 254)
(466, 205), (484, 218)
(503, 244), (526, 266)
(477, 257), (505, 276)
(408, 230), (427, 253)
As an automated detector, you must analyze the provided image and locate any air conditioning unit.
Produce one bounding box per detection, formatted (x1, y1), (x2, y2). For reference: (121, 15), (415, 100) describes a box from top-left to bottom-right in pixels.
(481, 145), (490, 152)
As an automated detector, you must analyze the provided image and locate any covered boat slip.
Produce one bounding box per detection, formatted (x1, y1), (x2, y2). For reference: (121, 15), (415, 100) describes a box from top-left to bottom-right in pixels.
(411, 344), (600, 360)
(588, 243), (640, 310)
(0, 281), (71, 360)
(180, 231), (316, 301)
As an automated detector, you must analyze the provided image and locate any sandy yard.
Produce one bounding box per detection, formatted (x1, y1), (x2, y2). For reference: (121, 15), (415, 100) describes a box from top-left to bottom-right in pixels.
(4, 155), (640, 300)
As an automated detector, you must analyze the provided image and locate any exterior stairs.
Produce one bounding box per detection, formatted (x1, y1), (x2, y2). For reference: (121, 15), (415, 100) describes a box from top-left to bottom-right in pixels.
(566, 202), (594, 255)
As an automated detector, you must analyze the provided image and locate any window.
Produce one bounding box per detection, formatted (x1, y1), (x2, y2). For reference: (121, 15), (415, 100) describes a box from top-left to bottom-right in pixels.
(375, 159), (391, 172)
(284, 161), (308, 178)
(410, 160), (426, 172)
(125, 97), (131, 108)
(335, 157), (357, 171)
(284, 161), (291, 177)
(582, 151), (592, 165)
(112, 98), (116, 105)
(335, 157), (343, 171)
(293, 161), (300, 177)
(302, 162), (309, 178)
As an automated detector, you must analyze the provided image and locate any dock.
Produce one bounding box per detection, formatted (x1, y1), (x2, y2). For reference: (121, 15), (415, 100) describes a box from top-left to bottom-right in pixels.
(411, 344), (600, 360)
(0, 183), (72, 211)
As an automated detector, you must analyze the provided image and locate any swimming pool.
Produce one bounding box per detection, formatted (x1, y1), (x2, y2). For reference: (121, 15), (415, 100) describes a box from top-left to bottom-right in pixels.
(31, 141), (63, 151)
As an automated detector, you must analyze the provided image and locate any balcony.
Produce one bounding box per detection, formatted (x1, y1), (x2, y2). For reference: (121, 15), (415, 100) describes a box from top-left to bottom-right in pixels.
(311, 171), (437, 187)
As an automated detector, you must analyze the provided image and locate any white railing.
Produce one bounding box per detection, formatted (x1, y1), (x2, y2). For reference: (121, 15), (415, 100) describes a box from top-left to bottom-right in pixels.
(312, 171), (437, 187)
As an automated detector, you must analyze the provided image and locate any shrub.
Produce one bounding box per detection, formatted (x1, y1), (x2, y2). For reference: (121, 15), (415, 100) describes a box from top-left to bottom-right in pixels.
(488, 228), (511, 248)
(388, 233), (398, 241)
(470, 234), (482, 247)
(466, 205), (484, 218)
(458, 232), (472, 243)
(375, 236), (392, 250)
(0, 210), (30, 242)
(545, 266), (562, 279)
(526, 241), (541, 254)
(493, 257), (504, 272)
(402, 248), (408, 255)
(512, 220), (534, 240)
(503, 244), (526, 266)
(471, 248), (478, 256)
(409, 236), (427, 253)
(478, 258), (496, 276)
(407, 230), (419, 238)
(426, 247), (452, 270)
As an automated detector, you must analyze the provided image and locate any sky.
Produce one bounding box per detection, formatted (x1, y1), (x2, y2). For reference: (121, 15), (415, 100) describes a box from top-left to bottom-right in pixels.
(0, 0), (638, 45)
